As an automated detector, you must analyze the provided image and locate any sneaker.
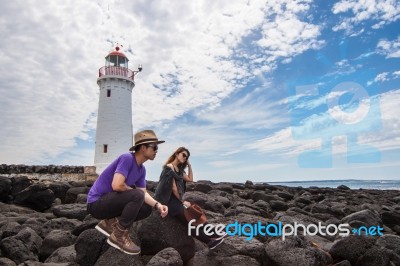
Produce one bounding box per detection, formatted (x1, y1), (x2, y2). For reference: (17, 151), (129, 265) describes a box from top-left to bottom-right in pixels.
(207, 237), (224, 250)
(95, 218), (117, 237)
(107, 223), (140, 255)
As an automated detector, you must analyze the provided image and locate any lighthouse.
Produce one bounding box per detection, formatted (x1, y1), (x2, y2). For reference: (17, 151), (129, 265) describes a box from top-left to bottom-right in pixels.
(94, 46), (142, 174)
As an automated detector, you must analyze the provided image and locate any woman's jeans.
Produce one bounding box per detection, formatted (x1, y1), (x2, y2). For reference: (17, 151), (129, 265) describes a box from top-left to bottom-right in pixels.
(87, 189), (152, 228)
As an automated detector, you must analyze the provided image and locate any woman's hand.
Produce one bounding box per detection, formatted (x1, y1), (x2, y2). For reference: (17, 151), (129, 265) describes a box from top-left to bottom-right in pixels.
(158, 204), (168, 218)
(182, 201), (191, 208)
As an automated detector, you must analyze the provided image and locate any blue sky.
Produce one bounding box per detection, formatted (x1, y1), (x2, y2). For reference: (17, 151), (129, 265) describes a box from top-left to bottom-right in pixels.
(0, 0), (399, 182)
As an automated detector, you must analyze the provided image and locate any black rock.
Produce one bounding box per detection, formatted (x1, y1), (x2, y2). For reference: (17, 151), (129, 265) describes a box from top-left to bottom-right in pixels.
(45, 244), (77, 263)
(48, 182), (72, 203)
(75, 229), (108, 266)
(39, 229), (77, 261)
(94, 245), (142, 266)
(0, 227), (42, 264)
(264, 235), (332, 266)
(0, 176), (12, 202)
(329, 235), (376, 265)
(147, 247), (183, 266)
(64, 187), (90, 204)
(10, 176), (32, 197)
(52, 203), (88, 221)
(136, 212), (195, 263)
(13, 183), (55, 211)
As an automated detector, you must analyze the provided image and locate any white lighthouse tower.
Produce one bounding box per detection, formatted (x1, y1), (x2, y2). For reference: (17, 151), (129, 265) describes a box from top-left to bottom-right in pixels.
(94, 46), (142, 174)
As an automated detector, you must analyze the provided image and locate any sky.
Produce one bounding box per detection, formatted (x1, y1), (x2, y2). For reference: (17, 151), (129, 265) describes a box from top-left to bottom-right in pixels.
(0, 0), (399, 183)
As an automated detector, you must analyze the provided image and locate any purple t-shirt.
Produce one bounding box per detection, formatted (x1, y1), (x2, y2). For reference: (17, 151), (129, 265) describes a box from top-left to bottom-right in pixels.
(87, 152), (146, 203)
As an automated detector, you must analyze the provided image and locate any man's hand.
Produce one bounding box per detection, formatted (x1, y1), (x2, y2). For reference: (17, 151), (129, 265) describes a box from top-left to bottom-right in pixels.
(157, 204), (168, 218)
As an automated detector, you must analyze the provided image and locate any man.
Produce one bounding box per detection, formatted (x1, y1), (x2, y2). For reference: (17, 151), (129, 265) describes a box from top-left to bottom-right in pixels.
(87, 129), (168, 255)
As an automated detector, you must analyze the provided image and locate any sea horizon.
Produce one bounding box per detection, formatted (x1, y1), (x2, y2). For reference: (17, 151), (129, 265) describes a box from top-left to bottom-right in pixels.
(265, 179), (400, 190)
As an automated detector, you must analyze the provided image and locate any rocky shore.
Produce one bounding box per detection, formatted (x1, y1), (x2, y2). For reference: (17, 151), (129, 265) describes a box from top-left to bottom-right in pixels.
(1, 171), (400, 266)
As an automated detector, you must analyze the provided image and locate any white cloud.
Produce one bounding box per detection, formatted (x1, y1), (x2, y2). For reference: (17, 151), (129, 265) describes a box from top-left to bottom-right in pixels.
(332, 0), (400, 33)
(0, 0), (323, 164)
(374, 72), (390, 82)
(368, 70), (400, 85)
(377, 37), (400, 58)
(393, 70), (400, 77)
(248, 89), (400, 158)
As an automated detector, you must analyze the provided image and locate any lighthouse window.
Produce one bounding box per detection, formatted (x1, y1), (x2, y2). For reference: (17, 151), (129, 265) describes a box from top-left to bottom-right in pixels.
(107, 89), (111, 97)
(103, 144), (108, 153)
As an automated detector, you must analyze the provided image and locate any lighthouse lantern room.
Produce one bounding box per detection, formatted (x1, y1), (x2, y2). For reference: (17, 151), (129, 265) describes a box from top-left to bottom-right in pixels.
(94, 46), (141, 174)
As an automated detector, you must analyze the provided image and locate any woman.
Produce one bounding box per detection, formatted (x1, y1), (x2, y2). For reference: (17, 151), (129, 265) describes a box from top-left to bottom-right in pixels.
(154, 147), (226, 249)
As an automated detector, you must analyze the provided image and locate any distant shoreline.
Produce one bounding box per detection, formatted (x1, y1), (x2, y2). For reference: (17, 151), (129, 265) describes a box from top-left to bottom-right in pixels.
(265, 179), (400, 190)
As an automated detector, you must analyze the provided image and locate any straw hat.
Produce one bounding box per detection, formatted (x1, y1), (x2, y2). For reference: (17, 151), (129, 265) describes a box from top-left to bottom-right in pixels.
(129, 130), (165, 151)
(184, 204), (207, 225)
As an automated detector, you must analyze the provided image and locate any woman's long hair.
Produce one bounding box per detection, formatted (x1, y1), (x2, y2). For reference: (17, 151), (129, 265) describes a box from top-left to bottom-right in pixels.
(163, 147), (190, 171)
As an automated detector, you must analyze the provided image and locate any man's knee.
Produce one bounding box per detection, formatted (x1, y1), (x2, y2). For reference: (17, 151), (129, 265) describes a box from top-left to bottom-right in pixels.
(127, 189), (145, 203)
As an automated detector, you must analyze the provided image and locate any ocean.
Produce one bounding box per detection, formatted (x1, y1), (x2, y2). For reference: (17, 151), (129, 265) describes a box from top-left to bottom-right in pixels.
(267, 179), (400, 190)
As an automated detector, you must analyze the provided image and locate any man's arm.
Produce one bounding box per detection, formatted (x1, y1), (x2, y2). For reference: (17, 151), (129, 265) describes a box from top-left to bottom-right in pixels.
(111, 173), (133, 191)
(137, 187), (168, 218)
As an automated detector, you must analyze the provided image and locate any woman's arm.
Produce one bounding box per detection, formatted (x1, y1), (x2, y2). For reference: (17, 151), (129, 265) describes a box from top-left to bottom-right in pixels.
(182, 162), (193, 182)
(171, 178), (180, 199)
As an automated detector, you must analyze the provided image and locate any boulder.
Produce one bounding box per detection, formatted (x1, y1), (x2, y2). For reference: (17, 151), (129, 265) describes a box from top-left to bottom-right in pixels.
(264, 235), (332, 266)
(355, 245), (400, 266)
(250, 191), (278, 203)
(48, 182), (72, 203)
(76, 194), (88, 204)
(329, 235), (376, 265)
(41, 217), (82, 238)
(75, 229), (108, 266)
(187, 249), (260, 266)
(39, 230), (77, 261)
(0, 227), (43, 264)
(45, 245), (77, 263)
(375, 234), (400, 254)
(381, 210), (400, 227)
(64, 187), (90, 204)
(72, 215), (99, 236)
(183, 191), (208, 208)
(269, 200), (288, 212)
(14, 183), (55, 211)
(0, 176), (12, 202)
(273, 190), (294, 201)
(146, 247), (183, 266)
(0, 202), (36, 215)
(212, 184), (234, 194)
(0, 257), (16, 266)
(52, 204), (88, 221)
(1, 222), (22, 239)
(94, 246), (143, 266)
(210, 236), (265, 262)
(192, 183), (213, 194)
(341, 209), (382, 227)
(10, 176), (32, 197)
(136, 212), (195, 263)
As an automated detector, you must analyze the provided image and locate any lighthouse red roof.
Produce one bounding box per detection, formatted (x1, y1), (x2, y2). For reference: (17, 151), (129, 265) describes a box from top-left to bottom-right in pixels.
(106, 46), (127, 59)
